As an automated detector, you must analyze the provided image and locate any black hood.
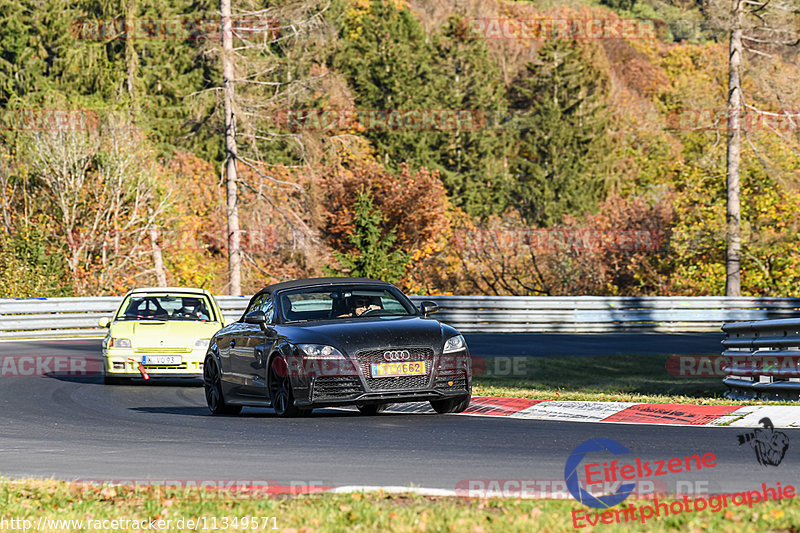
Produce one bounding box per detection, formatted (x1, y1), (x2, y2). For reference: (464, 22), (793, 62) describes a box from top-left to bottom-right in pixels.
(278, 316), (455, 355)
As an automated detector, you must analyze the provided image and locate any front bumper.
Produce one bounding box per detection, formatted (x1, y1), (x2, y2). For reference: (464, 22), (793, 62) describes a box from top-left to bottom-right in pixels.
(294, 350), (472, 407)
(103, 349), (205, 378)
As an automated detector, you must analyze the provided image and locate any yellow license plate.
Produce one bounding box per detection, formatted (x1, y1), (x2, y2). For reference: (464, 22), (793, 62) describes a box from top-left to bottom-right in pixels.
(370, 361), (426, 377)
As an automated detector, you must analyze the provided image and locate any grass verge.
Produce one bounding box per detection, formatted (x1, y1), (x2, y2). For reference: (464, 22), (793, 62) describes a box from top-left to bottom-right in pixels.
(2, 479), (800, 532)
(472, 354), (788, 405)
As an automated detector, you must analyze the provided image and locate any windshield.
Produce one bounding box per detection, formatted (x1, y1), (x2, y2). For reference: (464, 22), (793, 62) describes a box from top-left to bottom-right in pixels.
(116, 294), (216, 322)
(277, 285), (416, 323)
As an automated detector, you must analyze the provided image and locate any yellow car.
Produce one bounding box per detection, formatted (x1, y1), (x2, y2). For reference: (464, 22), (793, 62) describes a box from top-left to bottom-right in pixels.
(99, 287), (225, 384)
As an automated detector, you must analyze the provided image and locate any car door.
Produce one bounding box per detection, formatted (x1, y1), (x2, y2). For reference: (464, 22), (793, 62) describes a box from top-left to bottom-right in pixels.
(230, 294), (278, 399)
(218, 294), (261, 397)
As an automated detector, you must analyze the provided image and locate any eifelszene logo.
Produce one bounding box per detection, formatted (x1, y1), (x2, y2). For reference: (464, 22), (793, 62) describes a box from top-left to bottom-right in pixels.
(565, 438), (717, 509)
(565, 438), (636, 508)
(737, 417), (789, 466)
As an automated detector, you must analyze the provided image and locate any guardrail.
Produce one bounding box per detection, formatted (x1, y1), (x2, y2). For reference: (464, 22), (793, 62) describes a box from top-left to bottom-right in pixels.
(2, 295), (800, 339)
(722, 318), (800, 400)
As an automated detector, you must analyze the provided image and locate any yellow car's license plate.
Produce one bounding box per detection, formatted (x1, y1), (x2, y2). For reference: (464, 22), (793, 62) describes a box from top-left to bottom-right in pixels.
(370, 361), (426, 377)
(142, 355), (182, 366)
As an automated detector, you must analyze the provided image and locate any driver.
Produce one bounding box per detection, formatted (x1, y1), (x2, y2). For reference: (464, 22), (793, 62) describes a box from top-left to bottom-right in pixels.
(338, 295), (382, 317)
(353, 295), (382, 316)
(176, 298), (205, 319)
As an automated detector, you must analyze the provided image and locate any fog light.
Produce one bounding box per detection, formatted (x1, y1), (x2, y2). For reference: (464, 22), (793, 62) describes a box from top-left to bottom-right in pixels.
(113, 362), (124, 370)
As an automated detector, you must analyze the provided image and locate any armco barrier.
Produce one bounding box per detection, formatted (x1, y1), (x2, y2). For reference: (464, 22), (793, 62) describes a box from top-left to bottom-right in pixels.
(722, 318), (800, 400)
(2, 295), (800, 339)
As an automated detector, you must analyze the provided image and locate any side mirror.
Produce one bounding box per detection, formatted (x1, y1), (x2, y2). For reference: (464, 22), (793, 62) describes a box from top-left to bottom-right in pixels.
(420, 301), (439, 317)
(245, 310), (267, 325)
(98, 317), (110, 328)
(245, 310), (273, 334)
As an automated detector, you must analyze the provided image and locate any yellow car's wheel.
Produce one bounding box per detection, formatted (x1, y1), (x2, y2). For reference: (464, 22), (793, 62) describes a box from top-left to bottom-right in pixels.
(203, 356), (241, 415)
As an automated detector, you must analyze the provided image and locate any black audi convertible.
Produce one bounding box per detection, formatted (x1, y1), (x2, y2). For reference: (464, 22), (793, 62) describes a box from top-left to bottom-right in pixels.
(203, 277), (472, 417)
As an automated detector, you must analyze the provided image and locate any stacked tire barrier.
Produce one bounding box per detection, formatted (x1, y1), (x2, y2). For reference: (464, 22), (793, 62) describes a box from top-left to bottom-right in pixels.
(722, 318), (800, 400)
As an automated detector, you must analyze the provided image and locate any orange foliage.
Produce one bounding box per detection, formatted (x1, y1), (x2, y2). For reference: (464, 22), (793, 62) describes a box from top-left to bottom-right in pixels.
(418, 193), (675, 296)
(319, 150), (450, 292)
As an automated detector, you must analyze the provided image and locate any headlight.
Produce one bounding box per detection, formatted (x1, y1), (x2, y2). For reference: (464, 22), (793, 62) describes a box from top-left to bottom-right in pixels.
(108, 337), (132, 349)
(194, 338), (211, 349)
(297, 344), (345, 359)
(443, 335), (466, 354)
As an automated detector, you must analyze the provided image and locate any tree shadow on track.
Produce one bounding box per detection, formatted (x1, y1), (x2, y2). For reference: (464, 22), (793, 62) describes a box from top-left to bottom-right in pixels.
(43, 373), (102, 384)
(129, 406), (370, 418)
(45, 374), (204, 387)
(130, 406), (213, 417)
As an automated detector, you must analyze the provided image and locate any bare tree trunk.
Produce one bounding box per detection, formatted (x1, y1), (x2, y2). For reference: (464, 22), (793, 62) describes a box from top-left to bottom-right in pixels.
(149, 225), (168, 287)
(725, 0), (743, 297)
(222, 0), (242, 295)
(125, 0), (139, 112)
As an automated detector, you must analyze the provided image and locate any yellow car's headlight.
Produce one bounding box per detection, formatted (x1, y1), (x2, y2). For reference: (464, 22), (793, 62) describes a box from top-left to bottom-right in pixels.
(108, 337), (132, 349)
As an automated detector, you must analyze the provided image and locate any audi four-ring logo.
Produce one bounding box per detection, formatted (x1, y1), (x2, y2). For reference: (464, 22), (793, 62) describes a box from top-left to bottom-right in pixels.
(383, 350), (411, 361)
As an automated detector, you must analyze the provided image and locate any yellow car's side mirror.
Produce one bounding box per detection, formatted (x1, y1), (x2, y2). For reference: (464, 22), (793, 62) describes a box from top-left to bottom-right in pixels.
(98, 317), (110, 328)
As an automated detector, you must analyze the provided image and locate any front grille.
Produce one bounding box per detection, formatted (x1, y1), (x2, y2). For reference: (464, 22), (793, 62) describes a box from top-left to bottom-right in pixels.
(119, 360), (198, 372)
(356, 347), (434, 392)
(134, 347), (192, 354)
(368, 375), (430, 390)
(312, 376), (364, 401)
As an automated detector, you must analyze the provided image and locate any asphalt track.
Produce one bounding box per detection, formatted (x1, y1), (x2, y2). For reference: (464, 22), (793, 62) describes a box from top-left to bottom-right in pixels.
(1, 338), (796, 498)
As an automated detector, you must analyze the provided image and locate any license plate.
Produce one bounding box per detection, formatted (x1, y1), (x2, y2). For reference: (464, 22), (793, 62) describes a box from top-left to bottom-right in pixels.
(142, 355), (182, 366)
(370, 361), (426, 377)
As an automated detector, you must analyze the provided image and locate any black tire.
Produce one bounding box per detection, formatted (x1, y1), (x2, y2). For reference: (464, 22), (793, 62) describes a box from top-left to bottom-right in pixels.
(203, 356), (241, 415)
(430, 394), (471, 414)
(356, 403), (388, 415)
(269, 356), (302, 417)
(103, 374), (129, 385)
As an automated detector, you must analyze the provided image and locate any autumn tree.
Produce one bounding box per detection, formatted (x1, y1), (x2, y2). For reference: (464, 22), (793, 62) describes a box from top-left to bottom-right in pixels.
(319, 149), (450, 292)
(429, 15), (508, 218)
(509, 39), (611, 227)
(432, 193), (675, 296)
(333, 0), (437, 169)
(19, 117), (169, 294)
(326, 190), (409, 283)
(212, 0), (332, 294)
(704, 0), (800, 295)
